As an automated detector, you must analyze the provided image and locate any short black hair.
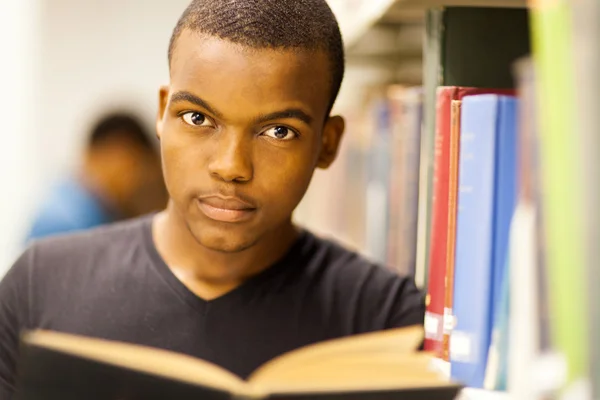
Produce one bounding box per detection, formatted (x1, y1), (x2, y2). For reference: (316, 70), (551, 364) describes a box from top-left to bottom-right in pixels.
(89, 113), (155, 151)
(168, 0), (345, 113)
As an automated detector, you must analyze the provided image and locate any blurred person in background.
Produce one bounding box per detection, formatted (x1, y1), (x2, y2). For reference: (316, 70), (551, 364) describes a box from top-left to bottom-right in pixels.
(25, 112), (167, 241)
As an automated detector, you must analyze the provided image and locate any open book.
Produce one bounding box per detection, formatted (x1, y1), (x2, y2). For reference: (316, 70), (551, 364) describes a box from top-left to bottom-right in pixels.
(14, 326), (462, 400)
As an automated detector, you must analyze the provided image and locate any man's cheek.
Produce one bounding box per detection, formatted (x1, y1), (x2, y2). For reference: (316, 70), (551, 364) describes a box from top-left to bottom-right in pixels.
(278, 171), (312, 205)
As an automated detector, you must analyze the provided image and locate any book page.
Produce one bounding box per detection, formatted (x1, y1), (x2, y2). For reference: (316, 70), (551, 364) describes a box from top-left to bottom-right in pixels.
(248, 325), (424, 384)
(249, 352), (452, 394)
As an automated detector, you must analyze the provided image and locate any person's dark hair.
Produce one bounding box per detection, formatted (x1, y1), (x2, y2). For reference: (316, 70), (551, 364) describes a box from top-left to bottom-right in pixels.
(168, 0), (345, 113)
(89, 113), (155, 151)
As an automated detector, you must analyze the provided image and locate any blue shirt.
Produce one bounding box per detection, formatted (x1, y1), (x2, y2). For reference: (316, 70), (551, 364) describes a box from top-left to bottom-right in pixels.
(26, 178), (115, 242)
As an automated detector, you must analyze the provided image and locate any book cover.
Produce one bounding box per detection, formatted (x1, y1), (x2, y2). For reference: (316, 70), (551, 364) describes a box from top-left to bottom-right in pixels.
(449, 94), (517, 388)
(13, 327), (462, 400)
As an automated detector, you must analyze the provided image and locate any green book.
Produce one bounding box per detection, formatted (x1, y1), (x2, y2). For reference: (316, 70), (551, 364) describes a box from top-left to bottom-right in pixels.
(529, 0), (589, 386)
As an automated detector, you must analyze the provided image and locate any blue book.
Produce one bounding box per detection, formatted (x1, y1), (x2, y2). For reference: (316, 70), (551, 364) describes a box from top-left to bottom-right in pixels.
(491, 98), (518, 325)
(450, 95), (518, 388)
(487, 96), (519, 391)
(485, 254), (511, 390)
(366, 99), (392, 263)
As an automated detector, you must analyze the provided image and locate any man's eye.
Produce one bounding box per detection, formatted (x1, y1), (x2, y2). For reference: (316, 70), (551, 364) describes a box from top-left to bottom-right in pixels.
(181, 112), (212, 127)
(263, 126), (297, 140)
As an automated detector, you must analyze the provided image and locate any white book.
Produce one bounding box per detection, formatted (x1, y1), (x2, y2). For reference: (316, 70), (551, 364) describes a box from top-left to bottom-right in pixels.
(506, 203), (539, 399)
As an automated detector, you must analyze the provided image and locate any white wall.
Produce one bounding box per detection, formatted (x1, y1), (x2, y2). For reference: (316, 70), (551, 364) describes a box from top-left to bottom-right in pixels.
(0, 0), (191, 275)
(37, 0), (191, 176)
(0, 0), (41, 274)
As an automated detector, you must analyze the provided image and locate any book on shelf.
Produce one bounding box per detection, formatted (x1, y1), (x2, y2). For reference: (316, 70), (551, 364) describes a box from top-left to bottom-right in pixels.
(483, 247), (510, 392)
(449, 94), (518, 389)
(483, 87), (520, 392)
(571, 0), (600, 396)
(500, 57), (552, 399)
(386, 86), (424, 277)
(12, 326), (463, 400)
(363, 85), (426, 277)
(365, 96), (393, 264)
(441, 99), (462, 363)
(530, 0), (589, 388)
(298, 84), (425, 280)
(424, 86), (514, 359)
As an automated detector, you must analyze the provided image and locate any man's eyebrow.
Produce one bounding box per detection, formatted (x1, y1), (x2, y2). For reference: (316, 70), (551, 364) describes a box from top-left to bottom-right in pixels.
(169, 91), (224, 119)
(255, 109), (314, 126)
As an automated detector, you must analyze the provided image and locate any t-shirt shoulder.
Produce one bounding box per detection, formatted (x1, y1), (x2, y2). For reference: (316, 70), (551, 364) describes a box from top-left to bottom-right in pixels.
(304, 231), (410, 283)
(20, 216), (151, 279)
(302, 231), (425, 332)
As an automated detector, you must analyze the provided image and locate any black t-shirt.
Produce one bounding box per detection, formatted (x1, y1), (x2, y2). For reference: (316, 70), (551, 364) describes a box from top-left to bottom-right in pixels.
(0, 216), (424, 398)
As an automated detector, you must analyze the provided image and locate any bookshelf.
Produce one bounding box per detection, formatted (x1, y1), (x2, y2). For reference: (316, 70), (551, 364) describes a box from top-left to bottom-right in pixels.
(320, 0), (598, 398)
(329, 0), (526, 49)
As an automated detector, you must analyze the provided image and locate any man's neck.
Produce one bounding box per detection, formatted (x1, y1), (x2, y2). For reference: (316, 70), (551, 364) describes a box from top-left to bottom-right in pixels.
(151, 203), (299, 300)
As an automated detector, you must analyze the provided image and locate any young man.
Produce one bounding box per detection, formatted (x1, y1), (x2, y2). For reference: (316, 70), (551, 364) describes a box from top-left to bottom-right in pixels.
(0, 0), (424, 397)
(25, 112), (167, 242)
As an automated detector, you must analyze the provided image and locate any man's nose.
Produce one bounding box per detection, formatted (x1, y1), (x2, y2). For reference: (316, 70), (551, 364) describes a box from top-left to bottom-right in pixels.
(207, 130), (253, 183)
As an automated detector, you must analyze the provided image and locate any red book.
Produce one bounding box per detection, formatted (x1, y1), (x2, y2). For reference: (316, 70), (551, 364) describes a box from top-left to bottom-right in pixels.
(424, 87), (515, 357)
(442, 100), (462, 362)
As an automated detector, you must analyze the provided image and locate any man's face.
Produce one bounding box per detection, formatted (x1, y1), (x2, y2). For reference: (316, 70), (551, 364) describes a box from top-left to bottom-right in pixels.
(157, 32), (344, 253)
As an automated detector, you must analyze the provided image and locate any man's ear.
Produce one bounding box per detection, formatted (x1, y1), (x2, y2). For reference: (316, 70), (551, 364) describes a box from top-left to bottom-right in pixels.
(317, 115), (345, 169)
(156, 86), (170, 140)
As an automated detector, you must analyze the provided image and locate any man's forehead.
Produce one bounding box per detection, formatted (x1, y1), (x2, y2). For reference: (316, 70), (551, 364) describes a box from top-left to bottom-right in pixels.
(171, 31), (327, 75)
(169, 31), (332, 118)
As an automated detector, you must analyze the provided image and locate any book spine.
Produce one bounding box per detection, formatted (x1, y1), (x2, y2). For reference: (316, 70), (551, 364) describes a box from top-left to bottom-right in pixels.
(450, 94), (501, 388)
(365, 99), (393, 264)
(424, 86), (456, 355)
(442, 99), (462, 362)
(386, 86), (406, 271)
(386, 87), (424, 277)
(490, 96), (519, 336)
(514, 58), (551, 353)
(399, 88), (424, 278)
(415, 8), (445, 291)
(483, 96), (518, 391)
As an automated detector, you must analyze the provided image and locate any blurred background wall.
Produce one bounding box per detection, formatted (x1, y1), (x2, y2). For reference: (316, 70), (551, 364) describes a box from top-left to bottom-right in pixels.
(0, 0), (190, 273)
(1, 0), (41, 273)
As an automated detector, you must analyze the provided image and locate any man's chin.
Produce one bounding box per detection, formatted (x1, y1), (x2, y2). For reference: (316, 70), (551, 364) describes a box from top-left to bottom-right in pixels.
(186, 224), (260, 253)
(200, 237), (258, 253)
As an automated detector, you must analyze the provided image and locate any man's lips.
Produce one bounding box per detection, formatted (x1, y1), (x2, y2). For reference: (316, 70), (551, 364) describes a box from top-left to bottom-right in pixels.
(196, 196), (257, 223)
